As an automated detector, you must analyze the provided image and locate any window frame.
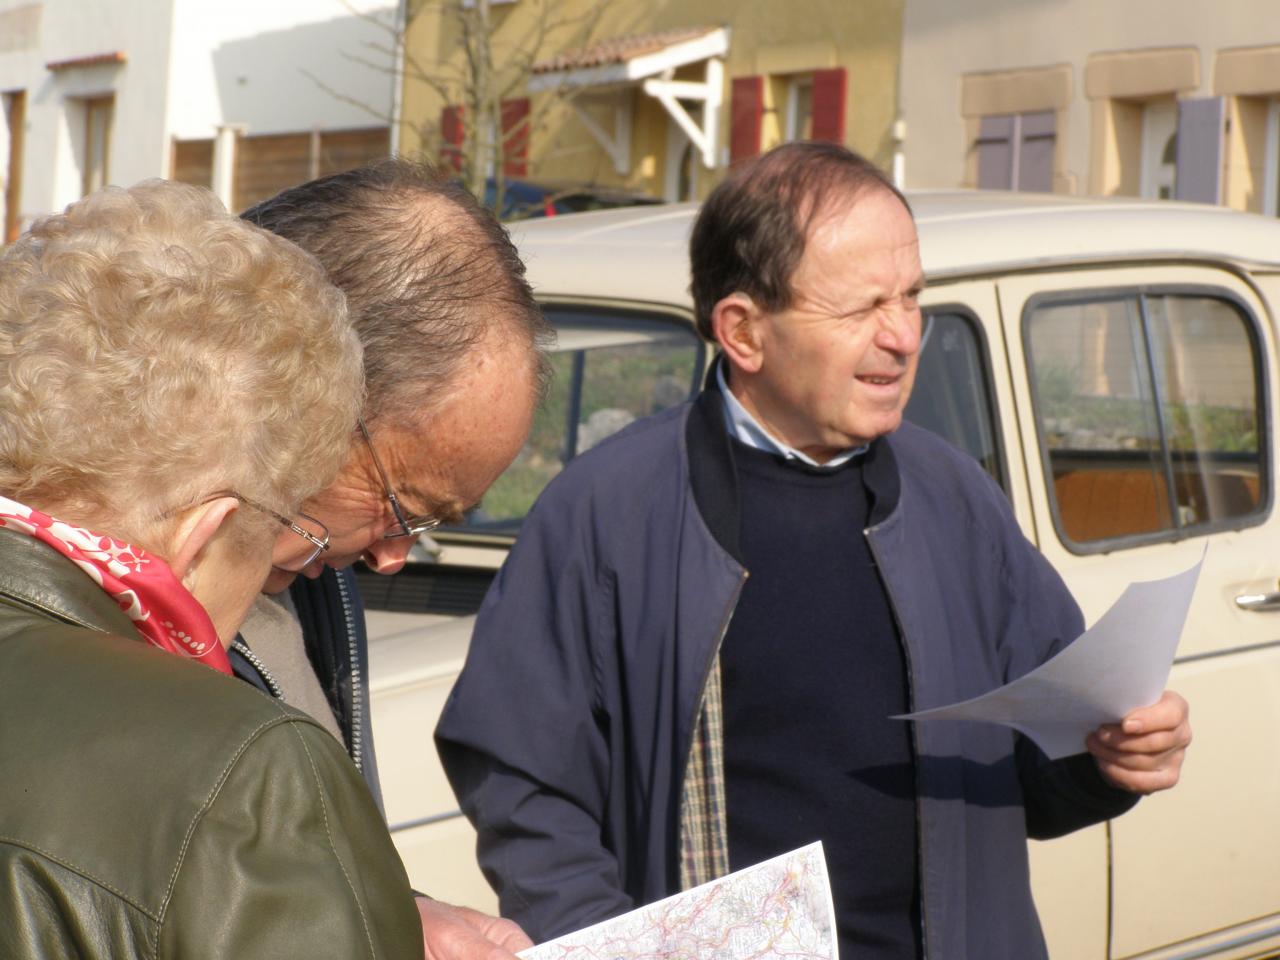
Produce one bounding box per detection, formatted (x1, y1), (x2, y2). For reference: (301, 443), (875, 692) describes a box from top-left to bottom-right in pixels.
(1021, 282), (1271, 555)
(783, 74), (814, 142)
(1265, 97), (1280, 218)
(80, 94), (114, 197)
(1139, 98), (1178, 200)
(912, 302), (1010, 496)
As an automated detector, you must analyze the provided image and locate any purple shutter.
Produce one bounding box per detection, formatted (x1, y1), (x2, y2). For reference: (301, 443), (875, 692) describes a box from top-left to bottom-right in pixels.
(1017, 111), (1056, 193)
(1174, 96), (1225, 204)
(976, 115), (1014, 190)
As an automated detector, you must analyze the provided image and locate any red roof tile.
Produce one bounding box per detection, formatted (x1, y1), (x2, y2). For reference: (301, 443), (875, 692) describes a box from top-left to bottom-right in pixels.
(46, 51), (127, 71)
(533, 26), (718, 74)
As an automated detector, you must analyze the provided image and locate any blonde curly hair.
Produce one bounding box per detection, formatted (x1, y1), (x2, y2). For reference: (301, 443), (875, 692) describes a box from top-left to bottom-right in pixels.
(0, 179), (363, 551)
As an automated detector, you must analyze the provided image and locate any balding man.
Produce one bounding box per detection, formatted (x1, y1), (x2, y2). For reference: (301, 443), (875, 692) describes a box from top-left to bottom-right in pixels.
(239, 159), (549, 959)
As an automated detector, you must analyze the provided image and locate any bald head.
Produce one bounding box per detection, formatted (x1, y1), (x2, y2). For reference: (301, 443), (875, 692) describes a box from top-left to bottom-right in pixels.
(242, 158), (551, 426)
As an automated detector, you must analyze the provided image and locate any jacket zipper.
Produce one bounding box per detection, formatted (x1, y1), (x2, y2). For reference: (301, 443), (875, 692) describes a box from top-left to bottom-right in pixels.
(231, 638), (284, 701)
(864, 525), (929, 960)
(334, 572), (364, 774)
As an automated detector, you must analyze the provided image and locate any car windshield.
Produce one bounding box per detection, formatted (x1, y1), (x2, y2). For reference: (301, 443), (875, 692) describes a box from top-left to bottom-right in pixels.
(443, 306), (706, 535)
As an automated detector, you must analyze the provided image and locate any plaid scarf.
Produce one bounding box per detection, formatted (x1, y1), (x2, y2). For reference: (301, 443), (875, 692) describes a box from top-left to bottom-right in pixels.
(679, 654), (731, 889)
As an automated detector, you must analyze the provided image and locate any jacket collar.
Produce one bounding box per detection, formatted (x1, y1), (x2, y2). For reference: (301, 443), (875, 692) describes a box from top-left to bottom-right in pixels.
(685, 357), (902, 566)
(0, 526), (138, 635)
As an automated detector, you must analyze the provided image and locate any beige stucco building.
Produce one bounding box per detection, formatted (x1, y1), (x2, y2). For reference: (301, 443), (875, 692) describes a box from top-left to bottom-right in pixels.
(397, 0), (904, 202)
(901, 0), (1280, 213)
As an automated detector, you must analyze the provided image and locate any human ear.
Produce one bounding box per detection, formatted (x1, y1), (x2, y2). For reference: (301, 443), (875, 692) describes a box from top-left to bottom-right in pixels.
(167, 497), (240, 590)
(711, 292), (765, 375)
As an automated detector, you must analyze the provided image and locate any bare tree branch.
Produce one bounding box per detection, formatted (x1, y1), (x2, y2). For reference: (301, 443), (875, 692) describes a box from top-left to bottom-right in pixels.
(311, 0), (622, 216)
(301, 68), (395, 124)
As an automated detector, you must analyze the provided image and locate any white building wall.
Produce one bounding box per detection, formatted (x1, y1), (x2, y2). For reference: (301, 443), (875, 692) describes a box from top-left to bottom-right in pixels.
(0, 0), (395, 233)
(0, 0), (175, 222)
(900, 0), (1277, 192)
(166, 0), (395, 142)
(1, 4), (44, 232)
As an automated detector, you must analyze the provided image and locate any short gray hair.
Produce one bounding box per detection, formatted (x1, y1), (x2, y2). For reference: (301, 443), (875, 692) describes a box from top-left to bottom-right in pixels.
(241, 157), (552, 426)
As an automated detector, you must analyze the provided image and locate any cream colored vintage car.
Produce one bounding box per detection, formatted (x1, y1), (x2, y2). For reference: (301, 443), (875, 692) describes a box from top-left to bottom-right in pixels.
(365, 192), (1280, 960)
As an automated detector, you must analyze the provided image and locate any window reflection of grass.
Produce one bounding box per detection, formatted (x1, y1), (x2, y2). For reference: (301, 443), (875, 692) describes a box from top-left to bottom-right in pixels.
(478, 457), (564, 524)
(581, 344), (697, 423)
(1036, 363), (1256, 453)
(1165, 404), (1257, 453)
(467, 342), (701, 527)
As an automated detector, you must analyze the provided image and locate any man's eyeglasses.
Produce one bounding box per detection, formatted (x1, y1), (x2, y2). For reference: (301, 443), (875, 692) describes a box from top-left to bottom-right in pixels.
(357, 418), (442, 540)
(209, 491), (330, 572)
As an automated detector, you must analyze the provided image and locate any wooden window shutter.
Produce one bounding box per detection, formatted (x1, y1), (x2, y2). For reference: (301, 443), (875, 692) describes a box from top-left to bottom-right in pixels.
(316, 127), (392, 178)
(1175, 96), (1225, 204)
(441, 104), (464, 172)
(171, 137), (214, 190)
(234, 131), (311, 213)
(730, 76), (764, 164)
(975, 115), (1015, 190)
(501, 98), (530, 178)
(1016, 111), (1056, 192)
(810, 68), (847, 143)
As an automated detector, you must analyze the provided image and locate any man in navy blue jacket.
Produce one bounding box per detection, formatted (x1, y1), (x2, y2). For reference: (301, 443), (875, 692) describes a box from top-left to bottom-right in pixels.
(436, 142), (1192, 959)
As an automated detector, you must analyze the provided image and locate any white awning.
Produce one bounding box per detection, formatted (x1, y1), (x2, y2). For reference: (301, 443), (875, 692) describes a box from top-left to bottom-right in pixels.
(528, 26), (729, 173)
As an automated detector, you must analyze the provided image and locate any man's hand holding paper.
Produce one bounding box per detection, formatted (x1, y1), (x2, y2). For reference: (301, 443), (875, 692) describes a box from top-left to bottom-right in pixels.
(1087, 689), (1192, 794)
(896, 549), (1201, 795)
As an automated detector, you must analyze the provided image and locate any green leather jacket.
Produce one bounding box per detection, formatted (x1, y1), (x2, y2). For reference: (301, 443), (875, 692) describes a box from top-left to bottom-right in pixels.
(0, 527), (424, 959)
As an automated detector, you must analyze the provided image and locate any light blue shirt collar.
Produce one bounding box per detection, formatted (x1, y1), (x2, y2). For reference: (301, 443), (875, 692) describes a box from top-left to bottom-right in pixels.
(715, 362), (866, 469)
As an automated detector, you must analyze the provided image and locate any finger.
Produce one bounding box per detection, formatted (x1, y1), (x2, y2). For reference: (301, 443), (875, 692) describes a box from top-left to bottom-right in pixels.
(1087, 738), (1164, 771)
(479, 918), (534, 952)
(418, 898), (527, 960)
(449, 904), (532, 950)
(1120, 690), (1189, 736)
(1088, 735), (1187, 794)
(1092, 724), (1190, 756)
(1093, 758), (1184, 795)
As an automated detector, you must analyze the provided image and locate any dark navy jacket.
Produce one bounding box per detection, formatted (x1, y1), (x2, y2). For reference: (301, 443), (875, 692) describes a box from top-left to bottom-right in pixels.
(436, 388), (1138, 959)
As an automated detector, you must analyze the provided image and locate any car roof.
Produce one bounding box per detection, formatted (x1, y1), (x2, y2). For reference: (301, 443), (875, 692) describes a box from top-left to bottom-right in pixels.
(510, 190), (1280, 311)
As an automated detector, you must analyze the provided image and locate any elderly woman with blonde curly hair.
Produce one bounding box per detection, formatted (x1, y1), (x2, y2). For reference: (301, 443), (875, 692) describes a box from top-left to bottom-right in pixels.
(0, 180), (423, 958)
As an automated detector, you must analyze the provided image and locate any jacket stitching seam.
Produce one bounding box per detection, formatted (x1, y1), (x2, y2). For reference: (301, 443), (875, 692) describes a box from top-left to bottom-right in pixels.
(287, 720), (380, 958)
(0, 835), (161, 920)
(154, 710), (301, 954)
(0, 593), (107, 632)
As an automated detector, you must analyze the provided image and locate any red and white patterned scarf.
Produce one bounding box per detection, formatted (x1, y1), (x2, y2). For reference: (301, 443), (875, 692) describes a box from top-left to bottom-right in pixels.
(0, 495), (232, 675)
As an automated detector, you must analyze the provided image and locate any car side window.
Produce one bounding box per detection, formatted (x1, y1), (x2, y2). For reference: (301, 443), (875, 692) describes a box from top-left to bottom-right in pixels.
(905, 310), (1004, 487)
(456, 307), (705, 533)
(1025, 290), (1265, 549)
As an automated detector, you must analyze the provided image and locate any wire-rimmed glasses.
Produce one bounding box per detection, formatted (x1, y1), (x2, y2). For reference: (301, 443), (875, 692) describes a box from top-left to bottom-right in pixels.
(357, 418), (442, 540)
(210, 491), (330, 572)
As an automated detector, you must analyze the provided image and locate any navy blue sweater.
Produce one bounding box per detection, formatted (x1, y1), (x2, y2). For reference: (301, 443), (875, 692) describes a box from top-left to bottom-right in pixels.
(723, 443), (921, 959)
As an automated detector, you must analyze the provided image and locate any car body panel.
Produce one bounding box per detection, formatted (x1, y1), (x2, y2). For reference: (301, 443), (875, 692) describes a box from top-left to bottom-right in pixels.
(369, 192), (1280, 958)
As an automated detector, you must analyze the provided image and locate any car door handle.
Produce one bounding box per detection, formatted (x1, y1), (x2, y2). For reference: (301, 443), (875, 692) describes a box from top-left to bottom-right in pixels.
(1235, 591), (1280, 612)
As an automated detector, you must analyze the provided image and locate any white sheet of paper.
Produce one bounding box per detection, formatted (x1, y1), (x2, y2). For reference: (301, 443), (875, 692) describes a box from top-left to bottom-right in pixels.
(518, 842), (836, 960)
(893, 548), (1204, 759)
